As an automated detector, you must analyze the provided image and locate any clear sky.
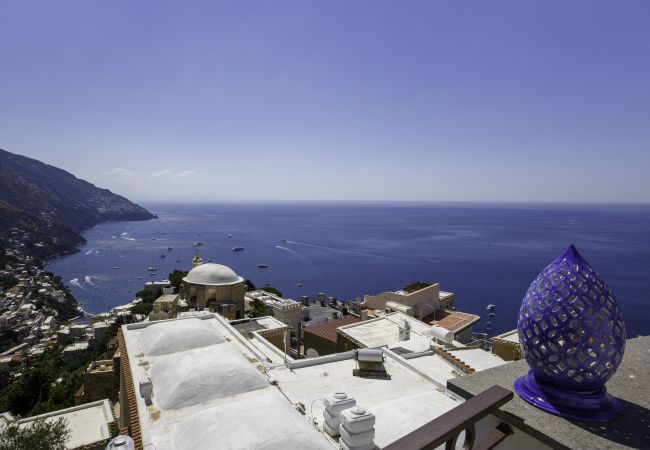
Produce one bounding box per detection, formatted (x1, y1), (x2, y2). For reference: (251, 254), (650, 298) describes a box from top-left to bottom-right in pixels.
(1, 1), (648, 203)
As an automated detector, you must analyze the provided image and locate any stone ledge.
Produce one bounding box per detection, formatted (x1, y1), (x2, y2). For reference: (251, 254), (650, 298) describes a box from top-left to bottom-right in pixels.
(448, 336), (650, 450)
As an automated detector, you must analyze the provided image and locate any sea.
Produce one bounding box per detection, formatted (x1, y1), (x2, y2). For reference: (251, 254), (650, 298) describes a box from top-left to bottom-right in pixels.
(46, 202), (650, 338)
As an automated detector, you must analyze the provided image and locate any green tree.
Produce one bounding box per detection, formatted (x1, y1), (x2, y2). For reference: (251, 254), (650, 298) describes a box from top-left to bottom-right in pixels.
(168, 270), (189, 291)
(248, 298), (269, 318)
(261, 286), (282, 297)
(2, 366), (56, 415)
(244, 279), (256, 292)
(135, 287), (163, 304)
(0, 417), (69, 450)
(131, 302), (153, 316)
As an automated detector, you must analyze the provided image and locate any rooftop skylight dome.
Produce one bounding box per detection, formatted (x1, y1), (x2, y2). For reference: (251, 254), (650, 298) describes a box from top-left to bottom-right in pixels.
(515, 245), (626, 421)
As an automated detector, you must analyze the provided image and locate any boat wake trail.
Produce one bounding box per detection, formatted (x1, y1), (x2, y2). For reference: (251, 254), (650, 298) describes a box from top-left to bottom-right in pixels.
(70, 278), (85, 289)
(84, 276), (96, 286)
(275, 245), (302, 256)
(285, 240), (405, 263)
(84, 249), (95, 255)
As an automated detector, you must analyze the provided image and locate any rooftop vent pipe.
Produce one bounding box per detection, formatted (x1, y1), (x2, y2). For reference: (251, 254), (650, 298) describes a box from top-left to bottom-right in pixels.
(139, 378), (153, 405)
(323, 391), (356, 437)
(398, 319), (411, 341)
(339, 405), (376, 450)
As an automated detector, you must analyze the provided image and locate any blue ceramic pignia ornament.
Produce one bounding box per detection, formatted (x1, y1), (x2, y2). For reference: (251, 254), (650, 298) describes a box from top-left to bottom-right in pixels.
(514, 245), (625, 421)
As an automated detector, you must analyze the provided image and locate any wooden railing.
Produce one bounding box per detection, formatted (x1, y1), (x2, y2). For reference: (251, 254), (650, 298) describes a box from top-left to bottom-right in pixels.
(383, 385), (514, 450)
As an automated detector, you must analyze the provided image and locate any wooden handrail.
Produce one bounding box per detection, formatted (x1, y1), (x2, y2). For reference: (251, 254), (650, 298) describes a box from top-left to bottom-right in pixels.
(383, 385), (514, 450)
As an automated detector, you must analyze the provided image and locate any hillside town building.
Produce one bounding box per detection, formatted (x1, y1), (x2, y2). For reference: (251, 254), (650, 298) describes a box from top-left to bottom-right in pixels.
(245, 289), (303, 335)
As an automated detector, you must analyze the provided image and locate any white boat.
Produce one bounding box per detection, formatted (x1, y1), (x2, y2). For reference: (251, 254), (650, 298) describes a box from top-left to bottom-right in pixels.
(232, 246), (244, 252)
(193, 241), (204, 247)
(486, 304), (496, 310)
(148, 267), (157, 271)
(113, 266), (120, 270)
(256, 264), (268, 269)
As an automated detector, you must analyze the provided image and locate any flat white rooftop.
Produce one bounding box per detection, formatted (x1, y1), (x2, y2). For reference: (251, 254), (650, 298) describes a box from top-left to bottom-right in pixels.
(338, 312), (433, 348)
(153, 294), (178, 304)
(495, 329), (520, 344)
(119, 314), (502, 450)
(268, 353), (463, 449)
(17, 399), (113, 449)
(120, 316), (332, 450)
(246, 289), (299, 307)
(401, 353), (462, 385)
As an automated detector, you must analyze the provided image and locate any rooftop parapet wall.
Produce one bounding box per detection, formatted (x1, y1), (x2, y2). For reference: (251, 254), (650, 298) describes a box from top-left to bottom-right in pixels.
(363, 283), (442, 320)
(117, 328), (143, 450)
(448, 336), (650, 450)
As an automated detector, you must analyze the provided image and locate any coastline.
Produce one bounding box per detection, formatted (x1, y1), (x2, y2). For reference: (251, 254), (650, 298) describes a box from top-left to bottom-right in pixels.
(44, 202), (650, 339)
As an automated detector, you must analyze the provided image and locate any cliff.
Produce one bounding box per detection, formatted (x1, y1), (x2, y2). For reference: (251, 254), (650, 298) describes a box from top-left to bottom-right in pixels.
(0, 148), (154, 259)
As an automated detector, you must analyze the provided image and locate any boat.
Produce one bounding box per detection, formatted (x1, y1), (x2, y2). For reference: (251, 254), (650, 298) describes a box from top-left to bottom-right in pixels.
(296, 283), (303, 287)
(137, 277), (142, 280)
(160, 254), (166, 258)
(193, 241), (204, 247)
(282, 239), (288, 243)
(167, 247), (172, 251)
(175, 259), (181, 263)
(228, 234), (232, 238)
(113, 266), (120, 270)
(256, 264), (268, 269)
(489, 312), (496, 317)
(486, 304), (496, 311)
(152, 237), (156, 240)
(148, 267), (157, 271)
(232, 246), (244, 252)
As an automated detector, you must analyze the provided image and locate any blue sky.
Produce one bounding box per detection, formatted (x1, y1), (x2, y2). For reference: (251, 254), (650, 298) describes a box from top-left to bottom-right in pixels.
(1, 1), (648, 202)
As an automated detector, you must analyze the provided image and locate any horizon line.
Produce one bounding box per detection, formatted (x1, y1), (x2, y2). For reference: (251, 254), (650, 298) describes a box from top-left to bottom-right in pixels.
(134, 199), (650, 206)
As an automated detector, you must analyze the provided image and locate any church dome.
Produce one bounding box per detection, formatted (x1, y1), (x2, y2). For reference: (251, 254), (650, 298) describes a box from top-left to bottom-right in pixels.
(183, 263), (243, 286)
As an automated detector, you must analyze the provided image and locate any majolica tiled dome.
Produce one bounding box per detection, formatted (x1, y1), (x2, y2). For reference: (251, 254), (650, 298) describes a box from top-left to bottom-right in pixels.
(515, 245), (625, 421)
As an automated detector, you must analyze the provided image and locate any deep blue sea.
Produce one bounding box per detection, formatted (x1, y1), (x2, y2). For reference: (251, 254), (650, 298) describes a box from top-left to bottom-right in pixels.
(46, 202), (650, 338)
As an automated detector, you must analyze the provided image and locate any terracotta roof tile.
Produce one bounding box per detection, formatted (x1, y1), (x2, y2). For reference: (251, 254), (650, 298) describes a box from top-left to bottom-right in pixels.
(422, 310), (481, 333)
(304, 316), (361, 343)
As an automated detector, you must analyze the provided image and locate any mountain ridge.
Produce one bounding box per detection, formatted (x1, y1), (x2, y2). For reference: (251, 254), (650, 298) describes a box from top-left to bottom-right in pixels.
(0, 148), (154, 260)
